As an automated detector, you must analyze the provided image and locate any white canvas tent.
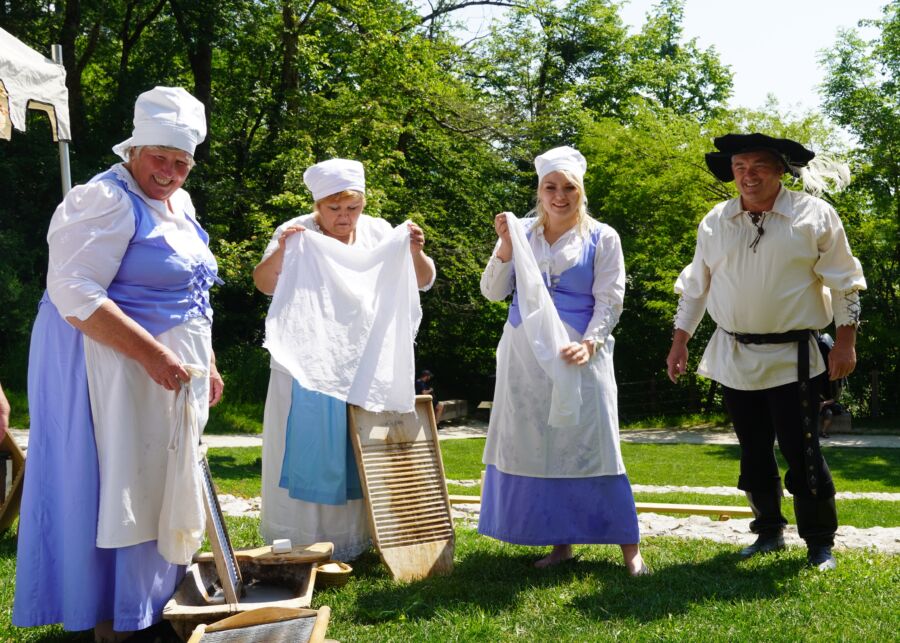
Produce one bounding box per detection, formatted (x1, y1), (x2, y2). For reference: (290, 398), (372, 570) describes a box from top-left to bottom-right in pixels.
(0, 26), (72, 195)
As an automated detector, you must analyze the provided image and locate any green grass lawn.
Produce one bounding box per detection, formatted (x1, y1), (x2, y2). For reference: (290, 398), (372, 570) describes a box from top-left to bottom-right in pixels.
(3, 522), (897, 642)
(438, 438), (900, 493)
(2, 439), (897, 640)
(207, 441), (900, 528)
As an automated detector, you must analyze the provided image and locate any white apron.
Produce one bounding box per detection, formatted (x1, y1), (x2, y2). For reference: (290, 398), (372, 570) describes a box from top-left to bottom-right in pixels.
(85, 317), (211, 549)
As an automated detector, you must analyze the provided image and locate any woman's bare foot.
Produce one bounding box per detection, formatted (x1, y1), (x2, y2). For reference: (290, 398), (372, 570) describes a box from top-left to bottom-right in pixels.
(93, 620), (135, 643)
(534, 544), (574, 568)
(621, 544), (649, 576)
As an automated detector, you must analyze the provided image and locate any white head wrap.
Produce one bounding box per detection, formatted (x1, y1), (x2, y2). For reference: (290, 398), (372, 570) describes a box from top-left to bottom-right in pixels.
(534, 145), (587, 181)
(112, 86), (206, 161)
(303, 158), (366, 202)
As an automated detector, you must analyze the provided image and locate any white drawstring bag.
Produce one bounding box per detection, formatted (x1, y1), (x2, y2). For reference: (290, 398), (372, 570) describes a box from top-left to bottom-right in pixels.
(158, 364), (207, 565)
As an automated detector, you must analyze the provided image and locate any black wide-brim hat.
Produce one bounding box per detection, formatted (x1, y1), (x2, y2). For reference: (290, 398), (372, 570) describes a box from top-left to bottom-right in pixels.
(705, 133), (815, 182)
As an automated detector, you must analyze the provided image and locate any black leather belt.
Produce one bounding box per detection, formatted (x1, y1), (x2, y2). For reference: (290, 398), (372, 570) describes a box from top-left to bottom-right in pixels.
(723, 328), (822, 495)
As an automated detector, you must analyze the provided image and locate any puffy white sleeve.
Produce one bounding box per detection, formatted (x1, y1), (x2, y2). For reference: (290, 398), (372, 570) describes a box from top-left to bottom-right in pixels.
(583, 226), (625, 343)
(814, 205), (866, 327)
(673, 222), (711, 336)
(46, 180), (136, 321)
(480, 242), (514, 301)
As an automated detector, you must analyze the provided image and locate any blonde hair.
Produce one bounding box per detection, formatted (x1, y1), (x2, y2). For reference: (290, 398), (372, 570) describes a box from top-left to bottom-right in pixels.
(314, 189), (366, 212)
(534, 168), (589, 235)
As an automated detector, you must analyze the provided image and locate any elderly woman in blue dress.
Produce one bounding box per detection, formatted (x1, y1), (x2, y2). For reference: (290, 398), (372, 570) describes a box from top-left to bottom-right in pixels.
(253, 159), (435, 561)
(479, 146), (647, 574)
(13, 87), (223, 642)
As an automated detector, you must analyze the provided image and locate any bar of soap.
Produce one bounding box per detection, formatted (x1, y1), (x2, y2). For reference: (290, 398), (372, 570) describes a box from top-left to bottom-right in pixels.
(272, 538), (292, 553)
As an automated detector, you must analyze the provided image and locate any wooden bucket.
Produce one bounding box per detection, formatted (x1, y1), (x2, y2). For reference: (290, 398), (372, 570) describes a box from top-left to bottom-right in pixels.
(163, 454), (334, 641)
(348, 395), (455, 582)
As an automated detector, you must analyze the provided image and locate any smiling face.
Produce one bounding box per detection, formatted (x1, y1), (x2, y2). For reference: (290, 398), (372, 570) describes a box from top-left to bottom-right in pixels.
(731, 150), (785, 210)
(315, 191), (365, 243)
(125, 146), (193, 202)
(538, 170), (581, 224)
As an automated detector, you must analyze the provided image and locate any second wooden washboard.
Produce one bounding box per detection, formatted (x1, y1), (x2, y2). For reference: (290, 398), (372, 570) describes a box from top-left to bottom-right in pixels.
(348, 395), (454, 582)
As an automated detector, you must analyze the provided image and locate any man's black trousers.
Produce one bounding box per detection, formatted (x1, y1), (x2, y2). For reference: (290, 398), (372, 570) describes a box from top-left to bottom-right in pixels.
(722, 374), (837, 546)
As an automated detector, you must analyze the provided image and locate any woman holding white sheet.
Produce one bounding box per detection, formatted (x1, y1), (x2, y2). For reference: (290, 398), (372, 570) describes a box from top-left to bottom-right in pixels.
(253, 158), (435, 561)
(479, 146), (647, 574)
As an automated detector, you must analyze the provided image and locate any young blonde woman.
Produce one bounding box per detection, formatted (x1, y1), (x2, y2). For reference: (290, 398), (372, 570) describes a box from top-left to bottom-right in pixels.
(479, 146), (647, 574)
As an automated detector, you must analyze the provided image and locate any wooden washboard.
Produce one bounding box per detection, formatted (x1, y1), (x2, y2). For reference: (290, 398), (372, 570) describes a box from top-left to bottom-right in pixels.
(348, 395), (454, 582)
(0, 431), (26, 532)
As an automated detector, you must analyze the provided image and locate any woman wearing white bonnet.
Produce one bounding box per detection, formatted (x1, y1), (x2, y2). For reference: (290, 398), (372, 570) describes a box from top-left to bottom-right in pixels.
(13, 86), (224, 641)
(479, 145), (647, 574)
(254, 158), (435, 560)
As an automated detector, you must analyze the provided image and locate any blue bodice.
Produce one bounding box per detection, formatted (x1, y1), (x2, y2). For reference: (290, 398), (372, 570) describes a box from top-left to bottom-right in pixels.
(98, 170), (222, 337)
(508, 226), (602, 336)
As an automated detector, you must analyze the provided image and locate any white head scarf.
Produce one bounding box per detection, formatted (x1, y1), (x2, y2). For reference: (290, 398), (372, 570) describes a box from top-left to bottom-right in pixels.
(534, 145), (587, 181)
(112, 86), (206, 161)
(303, 158), (366, 201)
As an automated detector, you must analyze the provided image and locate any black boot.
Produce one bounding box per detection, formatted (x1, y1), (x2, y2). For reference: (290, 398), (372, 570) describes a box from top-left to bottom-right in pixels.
(793, 495), (838, 571)
(740, 532), (786, 558)
(807, 544), (836, 571)
(740, 488), (788, 558)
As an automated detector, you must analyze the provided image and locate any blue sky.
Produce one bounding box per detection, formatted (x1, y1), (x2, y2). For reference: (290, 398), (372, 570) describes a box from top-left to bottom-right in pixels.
(448, 0), (888, 112)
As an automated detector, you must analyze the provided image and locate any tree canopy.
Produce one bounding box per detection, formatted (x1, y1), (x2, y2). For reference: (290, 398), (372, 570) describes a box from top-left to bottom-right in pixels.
(1, 0), (896, 416)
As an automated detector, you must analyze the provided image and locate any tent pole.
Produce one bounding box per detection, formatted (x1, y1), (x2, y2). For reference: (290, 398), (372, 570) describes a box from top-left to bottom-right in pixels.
(50, 44), (72, 196)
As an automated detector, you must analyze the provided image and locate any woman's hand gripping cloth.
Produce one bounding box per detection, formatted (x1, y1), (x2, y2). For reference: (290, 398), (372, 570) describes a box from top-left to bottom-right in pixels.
(264, 221), (422, 413)
(507, 213), (581, 427)
(157, 364), (207, 565)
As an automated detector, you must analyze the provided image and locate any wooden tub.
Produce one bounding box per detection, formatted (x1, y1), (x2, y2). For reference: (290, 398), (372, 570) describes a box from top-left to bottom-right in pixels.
(163, 542), (333, 641)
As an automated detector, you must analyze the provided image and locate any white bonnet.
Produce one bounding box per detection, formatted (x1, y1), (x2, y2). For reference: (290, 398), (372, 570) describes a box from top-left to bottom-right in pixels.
(303, 158), (366, 202)
(534, 145), (587, 181)
(112, 86), (206, 161)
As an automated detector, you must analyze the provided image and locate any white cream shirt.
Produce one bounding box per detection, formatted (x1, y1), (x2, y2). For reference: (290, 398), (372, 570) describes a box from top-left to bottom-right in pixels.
(674, 186), (866, 390)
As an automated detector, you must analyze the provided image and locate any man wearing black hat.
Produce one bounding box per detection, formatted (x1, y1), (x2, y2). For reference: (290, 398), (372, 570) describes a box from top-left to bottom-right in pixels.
(665, 133), (866, 571)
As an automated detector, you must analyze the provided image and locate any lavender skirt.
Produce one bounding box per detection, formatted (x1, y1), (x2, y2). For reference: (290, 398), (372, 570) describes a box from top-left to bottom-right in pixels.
(478, 465), (640, 545)
(13, 296), (182, 632)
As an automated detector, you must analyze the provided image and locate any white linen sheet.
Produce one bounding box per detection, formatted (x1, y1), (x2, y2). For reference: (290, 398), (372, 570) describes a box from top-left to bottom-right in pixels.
(263, 220), (421, 413)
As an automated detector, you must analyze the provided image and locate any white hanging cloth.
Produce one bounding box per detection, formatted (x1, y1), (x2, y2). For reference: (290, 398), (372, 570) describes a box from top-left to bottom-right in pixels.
(507, 213), (581, 427)
(264, 221), (421, 413)
(157, 364), (207, 565)
(0, 26), (71, 141)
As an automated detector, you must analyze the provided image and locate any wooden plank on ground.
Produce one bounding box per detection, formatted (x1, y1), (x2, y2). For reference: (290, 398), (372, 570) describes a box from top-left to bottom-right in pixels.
(447, 493), (753, 521)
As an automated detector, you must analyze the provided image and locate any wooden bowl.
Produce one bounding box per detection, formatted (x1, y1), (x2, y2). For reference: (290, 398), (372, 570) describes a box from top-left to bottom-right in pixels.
(314, 561), (352, 588)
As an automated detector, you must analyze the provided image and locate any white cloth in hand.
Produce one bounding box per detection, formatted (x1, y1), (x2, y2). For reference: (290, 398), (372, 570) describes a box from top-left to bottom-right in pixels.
(506, 213), (581, 427)
(264, 221), (421, 413)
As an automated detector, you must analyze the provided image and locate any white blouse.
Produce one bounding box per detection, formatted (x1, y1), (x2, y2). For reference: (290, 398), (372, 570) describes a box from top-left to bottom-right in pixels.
(46, 163), (212, 321)
(480, 217), (624, 343)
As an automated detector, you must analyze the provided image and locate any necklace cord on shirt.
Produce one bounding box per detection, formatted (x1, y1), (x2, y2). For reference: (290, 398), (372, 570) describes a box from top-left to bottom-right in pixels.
(747, 211), (766, 252)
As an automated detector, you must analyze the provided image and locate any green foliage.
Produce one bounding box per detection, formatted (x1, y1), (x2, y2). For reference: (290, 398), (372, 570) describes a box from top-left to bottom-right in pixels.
(820, 2), (900, 415)
(623, 0), (733, 120)
(578, 106), (718, 388)
(0, 0), (895, 415)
